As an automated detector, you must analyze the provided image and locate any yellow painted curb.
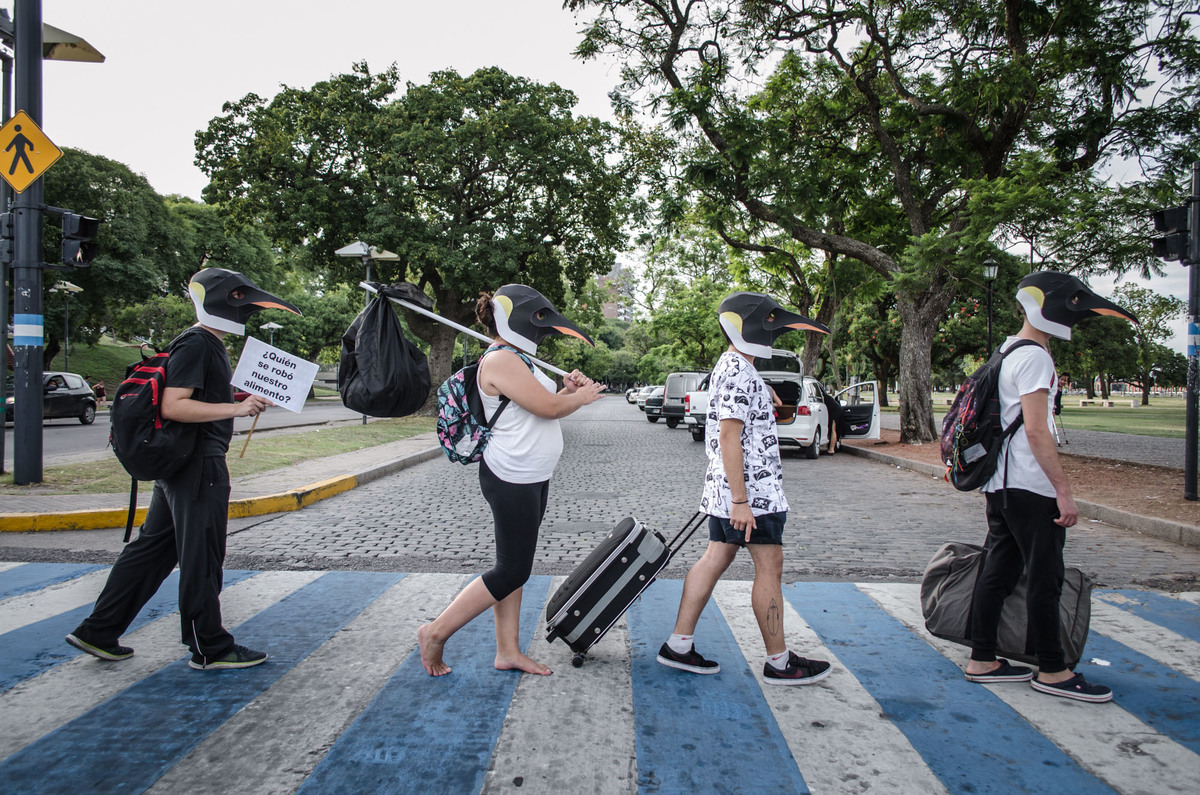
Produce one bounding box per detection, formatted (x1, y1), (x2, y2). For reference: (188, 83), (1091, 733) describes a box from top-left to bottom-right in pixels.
(0, 475), (358, 532)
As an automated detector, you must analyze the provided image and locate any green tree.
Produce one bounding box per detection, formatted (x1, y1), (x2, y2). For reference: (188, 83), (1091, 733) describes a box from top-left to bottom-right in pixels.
(571, 0), (1200, 441)
(198, 65), (640, 405)
(1058, 316), (1139, 399)
(1110, 283), (1186, 404)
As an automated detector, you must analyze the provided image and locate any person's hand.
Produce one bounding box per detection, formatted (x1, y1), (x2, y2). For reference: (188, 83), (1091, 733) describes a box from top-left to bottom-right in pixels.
(564, 370), (593, 393)
(574, 381), (605, 406)
(233, 394), (273, 418)
(730, 501), (756, 542)
(1054, 493), (1078, 528)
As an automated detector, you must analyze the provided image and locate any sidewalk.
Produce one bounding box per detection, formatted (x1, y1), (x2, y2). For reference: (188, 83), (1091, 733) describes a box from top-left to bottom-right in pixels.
(0, 433), (443, 533)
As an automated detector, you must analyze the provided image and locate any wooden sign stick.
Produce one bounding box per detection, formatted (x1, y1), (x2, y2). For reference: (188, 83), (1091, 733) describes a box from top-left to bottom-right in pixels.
(239, 413), (261, 458)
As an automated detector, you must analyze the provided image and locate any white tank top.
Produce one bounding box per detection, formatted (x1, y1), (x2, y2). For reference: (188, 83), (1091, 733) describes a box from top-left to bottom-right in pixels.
(479, 350), (563, 483)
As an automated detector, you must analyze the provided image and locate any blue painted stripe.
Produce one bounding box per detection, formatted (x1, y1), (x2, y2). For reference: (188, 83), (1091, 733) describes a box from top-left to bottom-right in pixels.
(1101, 589), (1200, 642)
(1076, 633), (1200, 755)
(0, 563), (104, 600)
(0, 570), (257, 694)
(785, 582), (1113, 795)
(626, 579), (808, 794)
(13, 314), (43, 346)
(0, 570), (402, 793)
(299, 575), (552, 795)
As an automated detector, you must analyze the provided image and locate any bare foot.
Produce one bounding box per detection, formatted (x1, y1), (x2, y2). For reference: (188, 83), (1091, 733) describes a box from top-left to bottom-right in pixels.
(495, 650), (552, 675)
(417, 623), (451, 676)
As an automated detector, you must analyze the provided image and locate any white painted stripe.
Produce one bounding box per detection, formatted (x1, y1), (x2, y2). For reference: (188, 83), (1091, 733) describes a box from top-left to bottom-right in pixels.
(858, 583), (1200, 795)
(482, 576), (639, 794)
(1169, 591), (1200, 608)
(0, 570), (109, 635)
(1089, 600), (1200, 680)
(0, 562), (24, 575)
(148, 573), (470, 795)
(712, 581), (948, 795)
(0, 570), (320, 761)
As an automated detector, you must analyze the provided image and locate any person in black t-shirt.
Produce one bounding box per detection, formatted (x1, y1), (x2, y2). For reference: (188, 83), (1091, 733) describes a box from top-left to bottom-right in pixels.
(67, 268), (299, 670)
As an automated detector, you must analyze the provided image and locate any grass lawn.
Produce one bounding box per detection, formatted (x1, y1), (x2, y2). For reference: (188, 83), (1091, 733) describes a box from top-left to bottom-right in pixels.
(1, 415), (435, 496)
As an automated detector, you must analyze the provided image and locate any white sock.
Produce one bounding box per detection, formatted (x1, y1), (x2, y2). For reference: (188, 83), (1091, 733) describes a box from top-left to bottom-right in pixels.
(667, 633), (694, 655)
(766, 650), (792, 670)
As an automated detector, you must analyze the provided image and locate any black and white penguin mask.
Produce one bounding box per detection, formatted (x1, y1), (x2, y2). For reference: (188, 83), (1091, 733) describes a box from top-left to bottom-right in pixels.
(492, 284), (593, 355)
(718, 292), (829, 359)
(1016, 271), (1137, 341)
(188, 268), (301, 336)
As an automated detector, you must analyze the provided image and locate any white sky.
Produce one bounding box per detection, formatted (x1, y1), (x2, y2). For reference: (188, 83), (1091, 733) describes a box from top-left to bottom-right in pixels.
(14, 0), (1194, 353)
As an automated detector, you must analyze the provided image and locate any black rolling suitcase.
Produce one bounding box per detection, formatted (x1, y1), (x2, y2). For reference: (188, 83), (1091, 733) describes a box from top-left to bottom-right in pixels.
(546, 512), (705, 667)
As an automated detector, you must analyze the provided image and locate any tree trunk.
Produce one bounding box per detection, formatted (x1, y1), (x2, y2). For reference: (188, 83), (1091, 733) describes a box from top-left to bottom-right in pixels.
(896, 292), (951, 443)
(403, 286), (480, 416)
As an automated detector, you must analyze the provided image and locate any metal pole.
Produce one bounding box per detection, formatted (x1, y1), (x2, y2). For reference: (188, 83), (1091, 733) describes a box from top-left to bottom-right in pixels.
(12, 0), (44, 484)
(0, 37), (11, 475)
(986, 281), (994, 353)
(361, 256), (370, 425)
(1184, 161), (1199, 501)
(61, 293), (68, 371)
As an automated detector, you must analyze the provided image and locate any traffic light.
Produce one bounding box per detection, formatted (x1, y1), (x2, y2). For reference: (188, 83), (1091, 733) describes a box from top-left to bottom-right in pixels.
(0, 212), (12, 264)
(1150, 205), (1190, 262)
(61, 213), (99, 267)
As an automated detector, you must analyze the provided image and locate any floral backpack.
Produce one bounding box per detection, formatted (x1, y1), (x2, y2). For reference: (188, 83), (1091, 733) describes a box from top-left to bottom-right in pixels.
(436, 344), (533, 464)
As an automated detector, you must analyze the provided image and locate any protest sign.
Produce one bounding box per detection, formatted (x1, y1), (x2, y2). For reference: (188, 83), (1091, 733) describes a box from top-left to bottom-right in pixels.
(231, 337), (318, 414)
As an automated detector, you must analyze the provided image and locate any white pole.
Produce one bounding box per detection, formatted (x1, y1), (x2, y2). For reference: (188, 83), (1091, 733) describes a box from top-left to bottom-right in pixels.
(360, 282), (570, 377)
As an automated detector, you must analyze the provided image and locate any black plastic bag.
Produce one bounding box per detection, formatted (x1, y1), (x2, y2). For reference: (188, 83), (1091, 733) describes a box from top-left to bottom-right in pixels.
(339, 285), (431, 417)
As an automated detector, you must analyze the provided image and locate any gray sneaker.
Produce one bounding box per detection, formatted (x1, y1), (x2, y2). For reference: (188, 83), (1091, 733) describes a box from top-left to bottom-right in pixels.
(189, 644), (268, 670)
(66, 632), (134, 662)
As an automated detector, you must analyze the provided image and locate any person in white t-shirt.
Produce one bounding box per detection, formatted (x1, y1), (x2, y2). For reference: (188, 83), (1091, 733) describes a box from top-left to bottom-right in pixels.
(965, 271), (1136, 703)
(657, 292), (835, 686)
(418, 285), (604, 677)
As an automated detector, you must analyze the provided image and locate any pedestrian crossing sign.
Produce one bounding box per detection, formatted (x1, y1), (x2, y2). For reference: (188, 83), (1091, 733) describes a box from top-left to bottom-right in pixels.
(0, 111), (62, 193)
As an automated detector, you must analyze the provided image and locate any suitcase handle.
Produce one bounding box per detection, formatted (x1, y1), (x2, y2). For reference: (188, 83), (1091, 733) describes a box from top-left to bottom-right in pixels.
(666, 512), (706, 554)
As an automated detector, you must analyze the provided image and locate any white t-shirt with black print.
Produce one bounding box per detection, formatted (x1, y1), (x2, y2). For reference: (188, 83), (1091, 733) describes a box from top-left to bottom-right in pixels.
(982, 336), (1058, 498)
(699, 350), (789, 517)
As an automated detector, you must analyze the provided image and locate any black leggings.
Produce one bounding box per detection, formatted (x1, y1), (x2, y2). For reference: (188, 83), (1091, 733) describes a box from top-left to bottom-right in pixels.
(479, 460), (550, 601)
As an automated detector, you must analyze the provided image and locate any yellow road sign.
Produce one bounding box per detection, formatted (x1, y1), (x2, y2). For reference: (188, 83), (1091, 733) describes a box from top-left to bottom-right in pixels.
(0, 111), (63, 193)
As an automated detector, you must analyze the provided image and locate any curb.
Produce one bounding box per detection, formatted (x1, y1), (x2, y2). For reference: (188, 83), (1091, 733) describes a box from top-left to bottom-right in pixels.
(840, 442), (1200, 549)
(0, 446), (444, 533)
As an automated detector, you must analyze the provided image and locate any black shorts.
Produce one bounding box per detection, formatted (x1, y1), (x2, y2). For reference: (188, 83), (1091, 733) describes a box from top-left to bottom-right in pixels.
(708, 511), (785, 546)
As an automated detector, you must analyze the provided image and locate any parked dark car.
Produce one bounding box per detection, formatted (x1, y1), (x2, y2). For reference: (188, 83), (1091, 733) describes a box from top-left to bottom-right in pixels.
(5, 371), (97, 425)
(643, 386), (666, 422)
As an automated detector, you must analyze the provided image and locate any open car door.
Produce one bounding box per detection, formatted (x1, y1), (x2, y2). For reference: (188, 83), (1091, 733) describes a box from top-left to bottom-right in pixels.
(834, 380), (881, 440)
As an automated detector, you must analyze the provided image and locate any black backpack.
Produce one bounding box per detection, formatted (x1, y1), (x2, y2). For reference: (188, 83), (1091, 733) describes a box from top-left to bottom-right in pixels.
(110, 331), (202, 540)
(941, 339), (1041, 492)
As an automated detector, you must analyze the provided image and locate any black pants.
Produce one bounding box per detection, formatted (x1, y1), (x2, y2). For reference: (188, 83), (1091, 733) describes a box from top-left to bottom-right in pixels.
(969, 489), (1067, 672)
(479, 460), (550, 601)
(75, 456), (235, 662)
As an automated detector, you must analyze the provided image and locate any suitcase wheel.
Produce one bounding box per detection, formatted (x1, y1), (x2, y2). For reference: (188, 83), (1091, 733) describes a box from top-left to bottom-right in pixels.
(571, 653), (585, 668)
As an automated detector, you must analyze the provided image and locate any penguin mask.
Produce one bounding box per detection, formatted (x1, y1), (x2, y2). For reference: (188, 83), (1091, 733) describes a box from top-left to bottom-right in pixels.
(1016, 271), (1137, 341)
(188, 268), (302, 336)
(718, 292), (829, 359)
(492, 284), (593, 355)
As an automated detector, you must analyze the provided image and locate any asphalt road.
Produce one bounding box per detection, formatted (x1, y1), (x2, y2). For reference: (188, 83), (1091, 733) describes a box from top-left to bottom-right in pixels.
(2, 400), (364, 469)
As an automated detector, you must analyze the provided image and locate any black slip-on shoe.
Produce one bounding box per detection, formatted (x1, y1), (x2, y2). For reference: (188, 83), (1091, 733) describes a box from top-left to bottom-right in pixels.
(1031, 673), (1112, 703)
(656, 642), (720, 674)
(965, 659), (1034, 683)
(763, 652), (833, 686)
(66, 632), (134, 661)
(189, 644), (268, 670)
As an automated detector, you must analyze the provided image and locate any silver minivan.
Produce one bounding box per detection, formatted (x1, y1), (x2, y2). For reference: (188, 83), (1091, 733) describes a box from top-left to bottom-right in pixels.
(661, 371), (706, 428)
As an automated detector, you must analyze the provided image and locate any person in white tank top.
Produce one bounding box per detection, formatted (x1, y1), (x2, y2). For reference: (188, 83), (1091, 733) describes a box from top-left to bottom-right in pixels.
(418, 285), (605, 677)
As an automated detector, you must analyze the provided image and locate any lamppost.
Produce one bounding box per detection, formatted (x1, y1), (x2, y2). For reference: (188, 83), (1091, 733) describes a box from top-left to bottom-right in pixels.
(260, 321), (282, 346)
(335, 241), (401, 423)
(983, 259), (999, 353)
(49, 280), (80, 370)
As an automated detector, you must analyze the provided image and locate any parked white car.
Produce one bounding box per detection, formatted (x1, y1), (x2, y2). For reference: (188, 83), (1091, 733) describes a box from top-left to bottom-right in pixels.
(685, 350), (880, 458)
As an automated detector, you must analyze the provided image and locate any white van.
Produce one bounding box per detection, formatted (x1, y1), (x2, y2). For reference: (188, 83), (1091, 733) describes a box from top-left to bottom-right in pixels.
(661, 371), (706, 428)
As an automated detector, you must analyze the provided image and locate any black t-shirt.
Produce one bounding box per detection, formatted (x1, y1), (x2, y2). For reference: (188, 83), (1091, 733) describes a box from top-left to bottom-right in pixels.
(166, 327), (234, 455)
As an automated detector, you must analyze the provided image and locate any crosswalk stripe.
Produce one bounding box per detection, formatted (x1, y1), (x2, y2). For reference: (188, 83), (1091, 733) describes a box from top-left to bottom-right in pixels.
(0, 562), (104, 602)
(1090, 600), (1200, 680)
(712, 581), (948, 795)
(0, 568), (110, 636)
(297, 575), (552, 794)
(626, 579), (809, 792)
(0, 561), (23, 574)
(0, 571), (402, 792)
(148, 572), (470, 795)
(1096, 589), (1200, 641)
(483, 576), (640, 794)
(1171, 592), (1200, 607)
(860, 583), (1200, 795)
(0, 570), (322, 763)
(788, 582), (1113, 794)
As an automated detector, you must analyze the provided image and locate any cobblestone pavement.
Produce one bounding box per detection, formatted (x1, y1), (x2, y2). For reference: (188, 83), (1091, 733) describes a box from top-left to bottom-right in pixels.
(226, 398), (1200, 589)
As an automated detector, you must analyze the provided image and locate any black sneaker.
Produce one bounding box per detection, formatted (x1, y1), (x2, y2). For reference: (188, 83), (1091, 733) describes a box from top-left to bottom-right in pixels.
(964, 659), (1034, 683)
(189, 644), (268, 670)
(1031, 673), (1112, 703)
(65, 632), (134, 662)
(763, 652), (832, 686)
(656, 642), (720, 674)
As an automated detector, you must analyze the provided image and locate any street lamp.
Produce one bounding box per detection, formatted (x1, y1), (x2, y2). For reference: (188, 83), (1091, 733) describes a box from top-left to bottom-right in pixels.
(335, 241), (401, 423)
(260, 321), (282, 346)
(982, 260), (999, 353)
(49, 279), (81, 371)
